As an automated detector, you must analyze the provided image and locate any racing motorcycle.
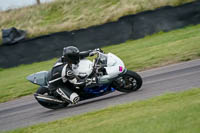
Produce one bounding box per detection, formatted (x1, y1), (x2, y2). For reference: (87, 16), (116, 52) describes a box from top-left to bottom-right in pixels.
(27, 50), (143, 109)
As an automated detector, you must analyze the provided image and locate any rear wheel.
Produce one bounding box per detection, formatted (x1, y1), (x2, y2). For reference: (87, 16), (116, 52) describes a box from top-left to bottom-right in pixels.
(112, 70), (142, 92)
(35, 87), (69, 109)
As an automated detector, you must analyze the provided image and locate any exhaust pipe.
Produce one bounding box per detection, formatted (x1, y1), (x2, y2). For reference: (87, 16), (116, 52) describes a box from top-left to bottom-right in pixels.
(34, 93), (65, 104)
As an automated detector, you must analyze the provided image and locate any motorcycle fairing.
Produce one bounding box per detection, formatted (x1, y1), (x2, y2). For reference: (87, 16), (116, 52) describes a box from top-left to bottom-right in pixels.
(26, 71), (48, 87)
(83, 85), (115, 95)
(72, 59), (93, 78)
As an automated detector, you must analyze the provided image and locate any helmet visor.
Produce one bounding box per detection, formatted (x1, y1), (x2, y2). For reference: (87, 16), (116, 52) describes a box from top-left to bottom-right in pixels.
(66, 53), (80, 64)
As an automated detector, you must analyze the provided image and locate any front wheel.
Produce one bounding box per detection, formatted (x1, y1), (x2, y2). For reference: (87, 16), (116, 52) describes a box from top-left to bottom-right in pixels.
(112, 70), (143, 92)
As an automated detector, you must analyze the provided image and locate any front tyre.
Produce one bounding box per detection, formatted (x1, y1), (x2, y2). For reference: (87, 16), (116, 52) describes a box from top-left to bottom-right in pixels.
(112, 70), (143, 92)
(35, 87), (69, 109)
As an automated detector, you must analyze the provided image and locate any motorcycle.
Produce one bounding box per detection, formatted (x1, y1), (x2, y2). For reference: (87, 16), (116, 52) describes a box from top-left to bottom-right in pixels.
(27, 50), (143, 109)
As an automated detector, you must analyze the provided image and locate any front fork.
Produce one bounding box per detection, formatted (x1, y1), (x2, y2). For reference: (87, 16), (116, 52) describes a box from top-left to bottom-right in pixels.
(111, 68), (128, 87)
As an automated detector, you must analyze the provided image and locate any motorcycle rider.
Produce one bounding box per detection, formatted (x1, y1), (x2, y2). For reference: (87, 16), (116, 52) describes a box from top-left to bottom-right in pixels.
(48, 46), (97, 104)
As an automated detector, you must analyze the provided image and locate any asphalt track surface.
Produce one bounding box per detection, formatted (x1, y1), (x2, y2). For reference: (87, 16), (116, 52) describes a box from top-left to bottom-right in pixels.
(0, 59), (200, 131)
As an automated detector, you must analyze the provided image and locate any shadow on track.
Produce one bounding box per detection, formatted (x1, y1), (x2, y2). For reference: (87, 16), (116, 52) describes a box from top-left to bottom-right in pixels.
(43, 92), (128, 113)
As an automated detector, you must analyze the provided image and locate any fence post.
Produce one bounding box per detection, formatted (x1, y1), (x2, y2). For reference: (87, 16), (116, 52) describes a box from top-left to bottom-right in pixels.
(36, 0), (41, 5)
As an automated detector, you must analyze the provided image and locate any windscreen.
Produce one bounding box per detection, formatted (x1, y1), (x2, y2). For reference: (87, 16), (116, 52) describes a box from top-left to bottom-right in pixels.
(97, 53), (107, 66)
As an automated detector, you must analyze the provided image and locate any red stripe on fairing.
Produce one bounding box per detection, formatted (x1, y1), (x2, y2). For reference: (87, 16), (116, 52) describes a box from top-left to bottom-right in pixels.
(119, 66), (123, 72)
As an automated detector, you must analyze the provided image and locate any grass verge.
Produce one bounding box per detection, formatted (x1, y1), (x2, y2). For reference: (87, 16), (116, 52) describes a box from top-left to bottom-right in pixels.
(0, 0), (195, 44)
(0, 24), (200, 103)
(4, 88), (200, 133)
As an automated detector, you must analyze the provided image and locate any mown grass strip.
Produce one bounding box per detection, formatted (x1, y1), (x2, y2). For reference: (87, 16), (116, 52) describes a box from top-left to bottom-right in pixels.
(0, 24), (200, 103)
(5, 88), (200, 133)
(0, 0), (194, 43)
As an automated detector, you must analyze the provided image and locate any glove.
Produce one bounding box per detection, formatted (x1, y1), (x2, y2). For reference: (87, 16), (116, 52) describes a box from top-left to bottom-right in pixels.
(66, 70), (75, 80)
(89, 51), (97, 56)
(95, 48), (103, 53)
(89, 48), (104, 56)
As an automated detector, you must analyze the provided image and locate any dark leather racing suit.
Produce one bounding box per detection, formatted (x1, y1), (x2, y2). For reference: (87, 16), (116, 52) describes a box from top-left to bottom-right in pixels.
(48, 50), (92, 104)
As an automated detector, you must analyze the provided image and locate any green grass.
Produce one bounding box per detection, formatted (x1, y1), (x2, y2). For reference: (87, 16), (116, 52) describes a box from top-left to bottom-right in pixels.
(0, 59), (57, 102)
(103, 24), (200, 71)
(0, 24), (200, 103)
(0, 0), (195, 44)
(5, 88), (200, 133)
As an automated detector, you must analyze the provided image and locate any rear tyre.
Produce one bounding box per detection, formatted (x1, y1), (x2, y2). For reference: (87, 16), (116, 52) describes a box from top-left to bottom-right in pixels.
(112, 70), (142, 92)
(35, 87), (69, 109)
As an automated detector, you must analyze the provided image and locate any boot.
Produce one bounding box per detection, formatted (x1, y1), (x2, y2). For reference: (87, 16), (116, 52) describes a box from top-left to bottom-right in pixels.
(56, 88), (80, 104)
